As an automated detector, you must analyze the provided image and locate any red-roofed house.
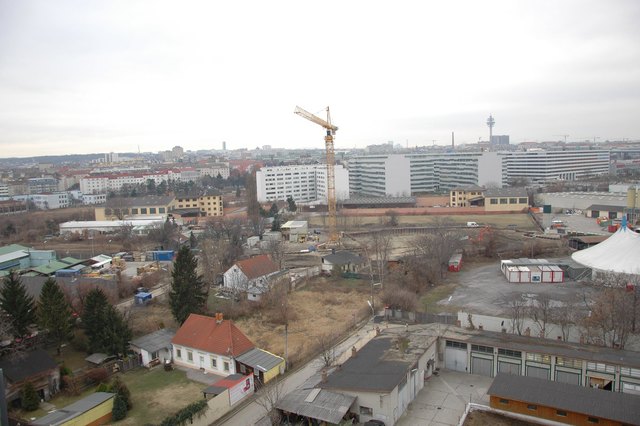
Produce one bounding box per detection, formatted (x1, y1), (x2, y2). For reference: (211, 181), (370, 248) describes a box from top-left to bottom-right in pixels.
(171, 313), (255, 375)
(223, 254), (286, 301)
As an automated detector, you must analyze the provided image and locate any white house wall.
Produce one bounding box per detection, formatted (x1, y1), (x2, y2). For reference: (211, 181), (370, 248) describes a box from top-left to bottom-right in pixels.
(173, 345), (236, 375)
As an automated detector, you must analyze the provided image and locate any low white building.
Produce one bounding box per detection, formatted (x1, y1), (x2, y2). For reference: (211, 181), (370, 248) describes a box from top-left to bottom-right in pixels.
(31, 192), (70, 209)
(129, 329), (174, 367)
(223, 254), (283, 301)
(171, 313), (255, 376)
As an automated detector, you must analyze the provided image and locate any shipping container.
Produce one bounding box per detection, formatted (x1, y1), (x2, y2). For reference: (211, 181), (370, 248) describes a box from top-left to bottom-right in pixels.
(448, 253), (463, 272)
(150, 250), (175, 261)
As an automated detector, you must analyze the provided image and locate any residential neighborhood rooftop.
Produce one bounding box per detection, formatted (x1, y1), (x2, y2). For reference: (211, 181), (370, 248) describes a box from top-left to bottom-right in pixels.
(235, 348), (284, 373)
(235, 254), (279, 280)
(31, 392), (115, 426)
(130, 328), (175, 354)
(322, 250), (365, 266)
(172, 313), (254, 357)
(0, 349), (58, 383)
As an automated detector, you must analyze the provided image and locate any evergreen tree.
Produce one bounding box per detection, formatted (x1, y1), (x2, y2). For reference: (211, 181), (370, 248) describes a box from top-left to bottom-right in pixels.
(170, 245), (208, 324)
(111, 394), (127, 421)
(21, 382), (40, 411)
(37, 278), (74, 355)
(82, 289), (109, 353)
(102, 305), (132, 356)
(0, 272), (36, 338)
(111, 376), (132, 409)
(286, 195), (297, 212)
(269, 203), (279, 217)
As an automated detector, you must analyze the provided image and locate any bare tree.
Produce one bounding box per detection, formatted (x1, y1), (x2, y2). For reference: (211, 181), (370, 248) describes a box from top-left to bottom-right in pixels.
(528, 294), (553, 338)
(581, 286), (635, 349)
(551, 296), (581, 342)
(368, 231), (393, 290)
(316, 333), (337, 369)
(262, 239), (286, 270)
(255, 376), (284, 425)
(503, 294), (526, 335)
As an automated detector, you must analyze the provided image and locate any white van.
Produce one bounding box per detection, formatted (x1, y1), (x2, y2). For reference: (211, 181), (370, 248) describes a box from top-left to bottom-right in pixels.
(466, 222), (480, 227)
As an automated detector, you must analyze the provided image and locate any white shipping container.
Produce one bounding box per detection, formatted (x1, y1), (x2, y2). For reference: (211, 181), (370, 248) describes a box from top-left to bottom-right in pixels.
(518, 266), (531, 282)
(540, 265), (553, 283)
(506, 266), (520, 283)
(551, 265), (564, 283)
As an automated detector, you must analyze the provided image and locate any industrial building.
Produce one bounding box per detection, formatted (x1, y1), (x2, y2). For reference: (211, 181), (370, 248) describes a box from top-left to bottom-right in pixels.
(255, 164), (349, 203)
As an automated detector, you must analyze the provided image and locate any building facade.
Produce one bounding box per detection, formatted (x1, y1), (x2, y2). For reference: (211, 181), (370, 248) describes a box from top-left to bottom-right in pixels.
(28, 177), (59, 194)
(500, 149), (610, 183)
(255, 164), (349, 203)
(172, 190), (224, 217)
(31, 192), (70, 209)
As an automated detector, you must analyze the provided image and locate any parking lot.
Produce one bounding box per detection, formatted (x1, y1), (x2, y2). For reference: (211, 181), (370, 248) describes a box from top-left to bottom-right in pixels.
(442, 260), (595, 317)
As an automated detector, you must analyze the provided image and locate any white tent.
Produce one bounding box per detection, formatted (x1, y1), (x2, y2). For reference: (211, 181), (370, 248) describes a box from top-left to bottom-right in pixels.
(571, 227), (640, 275)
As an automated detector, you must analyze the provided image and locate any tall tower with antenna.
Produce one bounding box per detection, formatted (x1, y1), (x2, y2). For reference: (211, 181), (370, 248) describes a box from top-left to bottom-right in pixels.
(486, 114), (495, 144)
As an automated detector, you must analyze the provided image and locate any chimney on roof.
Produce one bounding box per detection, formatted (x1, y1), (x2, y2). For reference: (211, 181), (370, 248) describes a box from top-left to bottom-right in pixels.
(321, 369), (327, 383)
(351, 346), (357, 358)
(216, 313), (224, 324)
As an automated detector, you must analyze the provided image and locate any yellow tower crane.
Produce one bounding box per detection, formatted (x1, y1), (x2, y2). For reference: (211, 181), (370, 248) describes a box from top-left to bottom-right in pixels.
(294, 106), (339, 242)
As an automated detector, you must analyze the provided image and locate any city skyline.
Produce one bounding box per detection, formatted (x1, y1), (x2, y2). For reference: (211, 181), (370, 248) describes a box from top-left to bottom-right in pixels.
(1, 0), (639, 158)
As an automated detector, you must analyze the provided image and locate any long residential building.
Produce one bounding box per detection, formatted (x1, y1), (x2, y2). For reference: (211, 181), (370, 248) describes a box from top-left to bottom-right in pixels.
(348, 149), (610, 196)
(255, 164), (349, 203)
(79, 168), (200, 195)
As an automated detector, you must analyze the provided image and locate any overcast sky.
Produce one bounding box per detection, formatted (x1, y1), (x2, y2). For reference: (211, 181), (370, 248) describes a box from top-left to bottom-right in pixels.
(1, 1), (639, 157)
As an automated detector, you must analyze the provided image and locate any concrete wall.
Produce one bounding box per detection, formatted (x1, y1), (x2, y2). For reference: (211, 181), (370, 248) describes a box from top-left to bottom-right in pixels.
(192, 390), (231, 426)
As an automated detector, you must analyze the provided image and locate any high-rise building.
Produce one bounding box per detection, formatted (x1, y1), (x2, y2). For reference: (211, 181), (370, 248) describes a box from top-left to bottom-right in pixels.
(255, 164), (349, 203)
(491, 135), (510, 145)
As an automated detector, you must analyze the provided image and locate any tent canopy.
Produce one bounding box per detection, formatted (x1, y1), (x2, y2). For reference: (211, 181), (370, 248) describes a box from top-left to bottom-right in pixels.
(571, 228), (640, 275)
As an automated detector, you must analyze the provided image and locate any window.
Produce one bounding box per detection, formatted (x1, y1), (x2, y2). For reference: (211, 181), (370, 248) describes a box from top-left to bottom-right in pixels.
(490, 198), (498, 205)
(556, 410), (567, 417)
(359, 406), (373, 415)
(499, 198), (508, 204)
(498, 348), (522, 358)
(519, 198), (528, 203)
(499, 398), (509, 405)
(176, 349), (182, 359)
(159, 207), (165, 213)
(211, 358), (217, 368)
(471, 344), (493, 354)
(187, 351), (193, 362)
(141, 208), (148, 214)
(509, 198), (517, 204)
(150, 207), (156, 214)
(223, 361), (230, 372)
(131, 208), (139, 214)
(446, 340), (467, 349)
(527, 404), (537, 410)
(151, 351), (159, 360)
(587, 417), (599, 424)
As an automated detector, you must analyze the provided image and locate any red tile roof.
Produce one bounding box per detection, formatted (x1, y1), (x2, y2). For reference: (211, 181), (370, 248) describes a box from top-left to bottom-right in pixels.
(172, 314), (254, 357)
(236, 255), (279, 280)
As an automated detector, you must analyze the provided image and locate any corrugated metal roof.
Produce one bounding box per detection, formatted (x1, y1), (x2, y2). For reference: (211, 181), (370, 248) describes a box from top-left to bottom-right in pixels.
(276, 388), (355, 424)
(235, 348), (284, 372)
(32, 392), (115, 426)
(488, 374), (640, 424)
(130, 328), (175, 353)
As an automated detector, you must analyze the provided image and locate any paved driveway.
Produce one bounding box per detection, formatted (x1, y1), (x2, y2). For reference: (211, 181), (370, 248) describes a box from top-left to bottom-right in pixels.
(397, 370), (493, 426)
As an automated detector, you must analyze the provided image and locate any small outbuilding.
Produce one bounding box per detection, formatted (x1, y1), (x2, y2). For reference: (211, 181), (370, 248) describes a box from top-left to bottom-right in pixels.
(281, 220), (309, 242)
(321, 250), (365, 275)
(129, 328), (175, 367)
(235, 347), (285, 385)
(31, 392), (115, 426)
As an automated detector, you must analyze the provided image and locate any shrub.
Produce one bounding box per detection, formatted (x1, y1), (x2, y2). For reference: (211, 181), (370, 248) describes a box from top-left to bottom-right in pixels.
(21, 382), (40, 411)
(96, 382), (110, 393)
(159, 400), (208, 426)
(112, 394), (127, 421)
(85, 368), (109, 385)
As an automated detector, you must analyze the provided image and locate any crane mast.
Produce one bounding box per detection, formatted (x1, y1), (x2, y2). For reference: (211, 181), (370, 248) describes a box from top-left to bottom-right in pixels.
(294, 106), (339, 242)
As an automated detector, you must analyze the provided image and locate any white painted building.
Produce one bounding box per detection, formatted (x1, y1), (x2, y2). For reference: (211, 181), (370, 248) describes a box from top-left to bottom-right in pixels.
(81, 193), (107, 205)
(256, 164), (349, 203)
(31, 192), (70, 209)
(198, 163), (230, 179)
(80, 168), (202, 194)
(348, 149), (610, 196)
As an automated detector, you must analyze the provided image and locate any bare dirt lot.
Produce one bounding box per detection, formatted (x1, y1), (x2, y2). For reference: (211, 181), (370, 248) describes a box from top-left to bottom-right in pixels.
(463, 410), (537, 426)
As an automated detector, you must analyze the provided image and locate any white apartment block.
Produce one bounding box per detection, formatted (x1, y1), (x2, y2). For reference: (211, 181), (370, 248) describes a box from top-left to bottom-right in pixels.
(198, 163), (230, 179)
(348, 149), (609, 196)
(256, 164), (349, 203)
(82, 193), (107, 205)
(500, 149), (610, 183)
(349, 153), (501, 196)
(80, 169), (201, 194)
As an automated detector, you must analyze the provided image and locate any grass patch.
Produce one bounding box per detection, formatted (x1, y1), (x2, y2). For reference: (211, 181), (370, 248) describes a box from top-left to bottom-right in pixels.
(115, 368), (204, 425)
(50, 346), (88, 373)
(420, 283), (458, 314)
